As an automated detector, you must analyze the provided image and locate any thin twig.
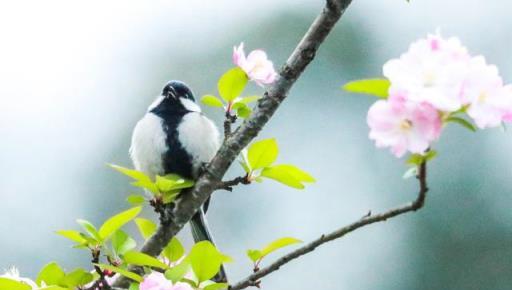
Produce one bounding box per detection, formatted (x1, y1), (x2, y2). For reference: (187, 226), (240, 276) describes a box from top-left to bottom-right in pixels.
(229, 162), (428, 290)
(112, 1), (353, 287)
(216, 175), (251, 191)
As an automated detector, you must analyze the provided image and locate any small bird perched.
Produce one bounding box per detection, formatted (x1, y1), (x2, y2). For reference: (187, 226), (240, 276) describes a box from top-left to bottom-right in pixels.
(129, 80), (226, 281)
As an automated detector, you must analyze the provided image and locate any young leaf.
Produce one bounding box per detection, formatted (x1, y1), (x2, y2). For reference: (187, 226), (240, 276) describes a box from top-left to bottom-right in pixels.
(162, 237), (185, 262)
(135, 218), (157, 240)
(0, 278), (32, 290)
(343, 78), (391, 98)
(406, 150), (437, 166)
(232, 103), (251, 119)
(112, 230), (137, 256)
(203, 282), (229, 290)
(247, 138), (279, 170)
(189, 241), (226, 283)
(55, 230), (86, 244)
(60, 268), (93, 288)
(201, 95), (224, 108)
(246, 249), (262, 263)
(36, 262), (65, 287)
(126, 194), (146, 206)
(164, 259), (190, 284)
(218, 67), (248, 102)
(109, 164), (152, 183)
(261, 164), (315, 189)
(99, 206), (142, 241)
(76, 219), (101, 241)
(95, 264), (143, 283)
(237, 95), (260, 104)
(446, 116), (477, 132)
(110, 164), (159, 194)
(260, 237), (302, 258)
(123, 251), (169, 269)
(39, 286), (69, 290)
(155, 175), (194, 193)
(238, 149), (251, 173)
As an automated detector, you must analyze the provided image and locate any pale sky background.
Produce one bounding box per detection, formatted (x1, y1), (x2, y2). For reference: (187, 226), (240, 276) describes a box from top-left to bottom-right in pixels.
(1, 1), (512, 290)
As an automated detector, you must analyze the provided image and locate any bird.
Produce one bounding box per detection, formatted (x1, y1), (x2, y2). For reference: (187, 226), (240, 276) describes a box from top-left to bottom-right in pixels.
(129, 80), (227, 282)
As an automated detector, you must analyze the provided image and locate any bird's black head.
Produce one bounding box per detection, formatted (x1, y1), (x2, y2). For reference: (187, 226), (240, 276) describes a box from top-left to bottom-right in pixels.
(149, 80), (200, 115)
(161, 80), (195, 102)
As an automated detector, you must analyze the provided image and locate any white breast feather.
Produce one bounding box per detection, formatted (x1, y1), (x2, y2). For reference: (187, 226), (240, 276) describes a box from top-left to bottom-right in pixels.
(177, 112), (220, 173)
(129, 113), (168, 179)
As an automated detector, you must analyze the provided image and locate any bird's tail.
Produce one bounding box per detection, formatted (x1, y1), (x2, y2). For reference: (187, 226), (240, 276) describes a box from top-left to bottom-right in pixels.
(190, 209), (228, 283)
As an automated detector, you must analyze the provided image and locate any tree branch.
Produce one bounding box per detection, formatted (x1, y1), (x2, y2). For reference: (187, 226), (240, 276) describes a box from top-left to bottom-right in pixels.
(112, 0), (353, 287)
(229, 162), (429, 290)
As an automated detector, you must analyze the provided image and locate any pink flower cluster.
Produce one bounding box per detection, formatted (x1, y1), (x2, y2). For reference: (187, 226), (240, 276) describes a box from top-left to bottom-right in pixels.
(233, 42), (277, 86)
(140, 272), (193, 290)
(368, 33), (512, 157)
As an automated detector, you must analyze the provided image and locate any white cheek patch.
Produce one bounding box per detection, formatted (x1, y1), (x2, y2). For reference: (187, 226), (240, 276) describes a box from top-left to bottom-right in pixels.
(180, 98), (202, 112)
(177, 112), (220, 170)
(129, 113), (168, 179)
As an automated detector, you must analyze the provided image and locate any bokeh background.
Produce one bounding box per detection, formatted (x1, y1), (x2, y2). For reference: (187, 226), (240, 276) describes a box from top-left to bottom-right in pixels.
(1, 1), (512, 289)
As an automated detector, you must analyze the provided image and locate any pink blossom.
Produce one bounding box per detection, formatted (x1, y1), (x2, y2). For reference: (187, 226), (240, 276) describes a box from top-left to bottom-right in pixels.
(461, 56), (512, 128)
(140, 272), (193, 290)
(383, 33), (471, 112)
(233, 42), (277, 86)
(367, 91), (442, 157)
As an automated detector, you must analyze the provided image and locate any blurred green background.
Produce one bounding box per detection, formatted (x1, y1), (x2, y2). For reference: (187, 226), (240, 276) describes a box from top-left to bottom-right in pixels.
(1, 1), (511, 289)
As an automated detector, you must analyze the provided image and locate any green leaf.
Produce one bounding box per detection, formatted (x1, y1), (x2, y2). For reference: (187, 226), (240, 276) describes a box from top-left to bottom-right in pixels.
(60, 268), (93, 288)
(112, 230), (137, 256)
(128, 283), (140, 290)
(99, 206), (142, 241)
(446, 116), (477, 132)
(162, 237), (185, 262)
(155, 175), (194, 193)
(343, 78), (391, 98)
(246, 249), (262, 263)
(127, 194), (146, 206)
(164, 258), (190, 284)
(237, 95), (260, 104)
(39, 286), (69, 290)
(135, 218), (157, 240)
(232, 103), (251, 119)
(261, 164), (315, 189)
(76, 219), (101, 241)
(260, 237), (302, 258)
(238, 149), (251, 173)
(36, 262), (65, 287)
(406, 150), (437, 166)
(204, 282), (229, 290)
(109, 164), (159, 194)
(247, 138), (279, 170)
(189, 241), (226, 283)
(0, 278), (32, 290)
(201, 95), (224, 108)
(218, 67), (248, 102)
(123, 251), (169, 269)
(55, 230), (87, 244)
(95, 264), (143, 283)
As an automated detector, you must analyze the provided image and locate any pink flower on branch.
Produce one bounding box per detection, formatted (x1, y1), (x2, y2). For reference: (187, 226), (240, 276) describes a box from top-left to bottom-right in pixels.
(367, 91), (442, 157)
(233, 42), (277, 86)
(140, 272), (193, 290)
(383, 33), (470, 112)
